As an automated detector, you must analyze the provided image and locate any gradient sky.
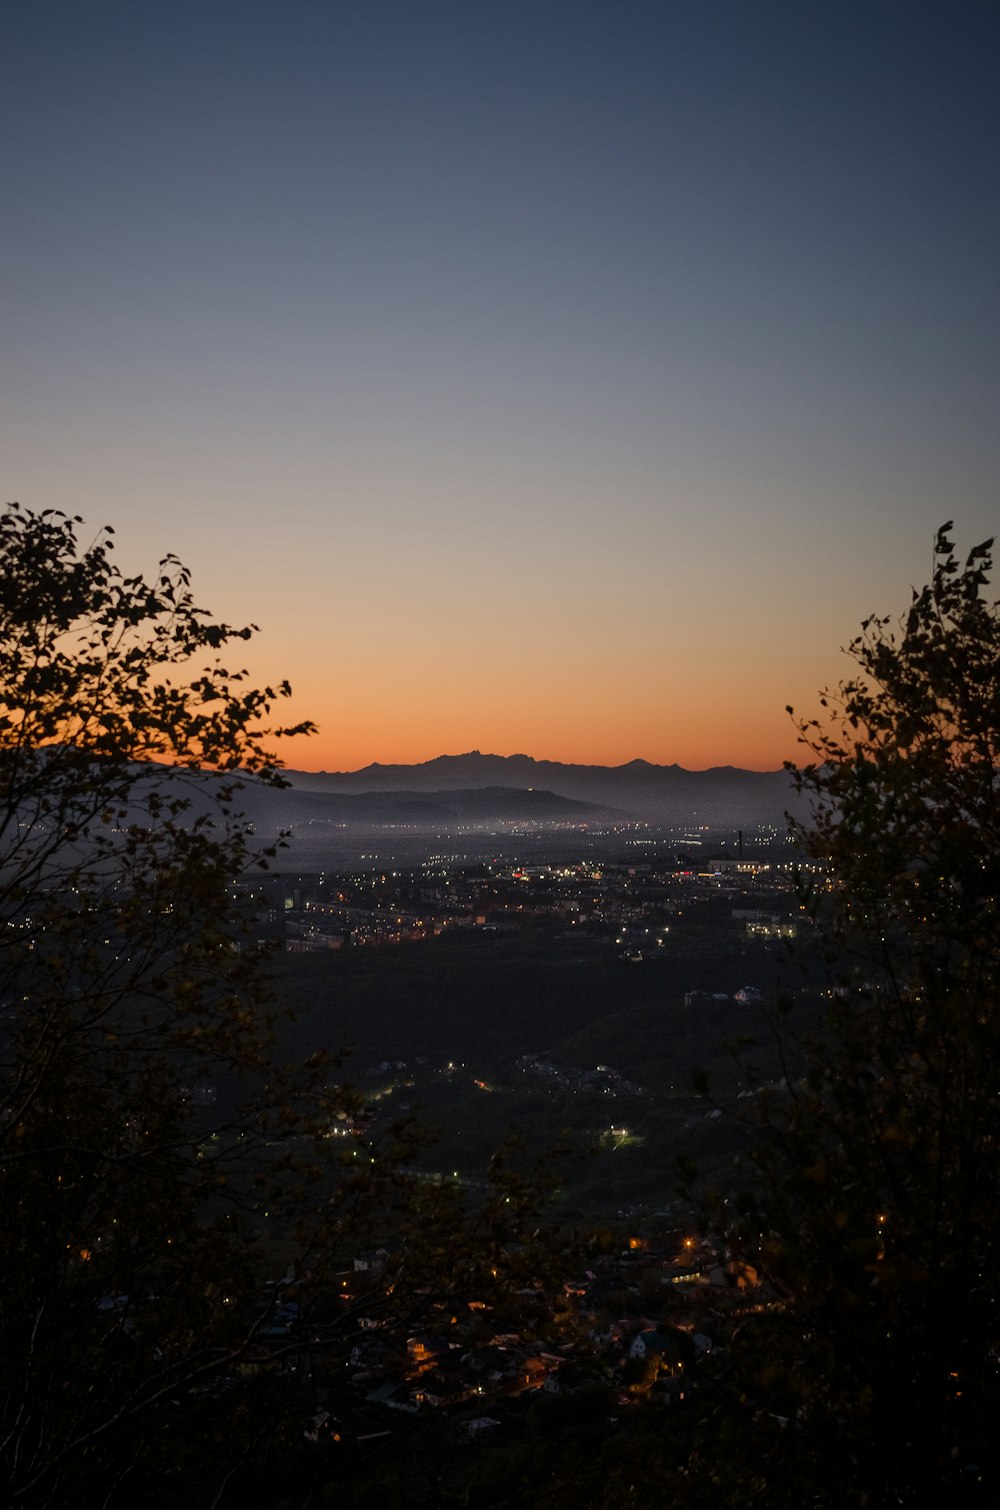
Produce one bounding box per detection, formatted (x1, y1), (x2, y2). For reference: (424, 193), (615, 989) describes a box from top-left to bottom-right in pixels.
(3, 1), (998, 772)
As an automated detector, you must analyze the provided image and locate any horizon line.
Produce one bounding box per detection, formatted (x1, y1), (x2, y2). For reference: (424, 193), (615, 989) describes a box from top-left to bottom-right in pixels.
(280, 749), (793, 778)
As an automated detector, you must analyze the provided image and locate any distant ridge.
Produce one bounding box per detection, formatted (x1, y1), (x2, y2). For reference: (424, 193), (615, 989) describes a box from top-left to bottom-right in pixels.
(285, 753), (798, 826)
(236, 783), (619, 828)
(105, 770), (620, 836)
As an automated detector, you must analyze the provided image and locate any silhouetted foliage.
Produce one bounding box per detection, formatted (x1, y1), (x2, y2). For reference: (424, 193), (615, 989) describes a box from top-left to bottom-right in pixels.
(0, 503), (327, 1503)
(0, 505), (562, 1508)
(712, 524), (1000, 1505)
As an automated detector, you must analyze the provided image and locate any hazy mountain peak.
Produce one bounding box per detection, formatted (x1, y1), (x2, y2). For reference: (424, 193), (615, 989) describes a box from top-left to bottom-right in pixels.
(283, 752), (797, 826)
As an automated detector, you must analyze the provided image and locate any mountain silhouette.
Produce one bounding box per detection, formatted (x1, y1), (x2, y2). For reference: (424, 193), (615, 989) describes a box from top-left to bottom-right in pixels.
(284, 753), (798, 826)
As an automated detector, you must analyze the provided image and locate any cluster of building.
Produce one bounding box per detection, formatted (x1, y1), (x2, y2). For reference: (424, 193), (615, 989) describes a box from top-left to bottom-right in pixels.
(253, 1228), (770, 1453)
(241, 848), (812, 958)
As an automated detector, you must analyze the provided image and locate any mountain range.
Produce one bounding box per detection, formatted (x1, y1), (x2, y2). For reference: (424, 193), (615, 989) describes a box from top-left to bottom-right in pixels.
(281, 752), (799, 827)
(86, 755), (800, 847)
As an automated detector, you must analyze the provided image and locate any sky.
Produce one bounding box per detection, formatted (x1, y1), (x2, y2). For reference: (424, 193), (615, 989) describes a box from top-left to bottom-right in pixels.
(3, 0), (998, 773)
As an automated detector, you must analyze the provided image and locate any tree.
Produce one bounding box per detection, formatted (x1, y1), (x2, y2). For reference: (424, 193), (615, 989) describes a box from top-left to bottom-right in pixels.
(0, 502), (332, 1503)
(705, 524), (1000, 1505)
(0, 504), (572, 1509)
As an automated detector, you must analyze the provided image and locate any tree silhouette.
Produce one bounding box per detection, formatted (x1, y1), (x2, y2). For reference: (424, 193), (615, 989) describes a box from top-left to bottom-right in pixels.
(0, 503), (334, 1502)
(0, 504), (568, 1508)
(708, 524), (1000, 1506)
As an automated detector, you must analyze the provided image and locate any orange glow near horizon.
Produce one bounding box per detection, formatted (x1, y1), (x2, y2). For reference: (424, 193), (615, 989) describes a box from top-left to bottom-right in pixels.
(268, 692), (811, 774)
(255, 639), (834, 776)
(216, 562), (864, 777)
(175, 497), (910, 782)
